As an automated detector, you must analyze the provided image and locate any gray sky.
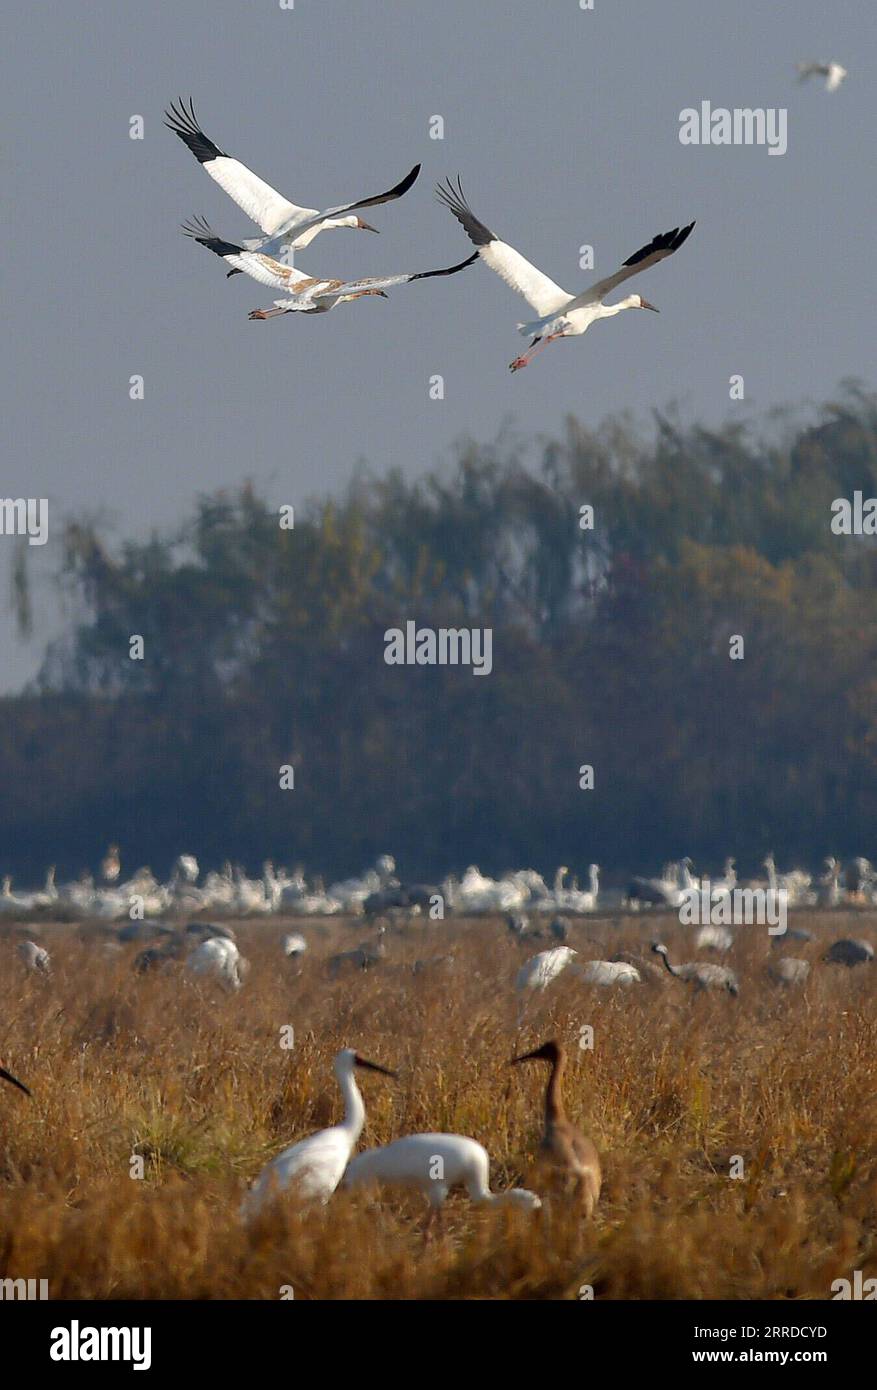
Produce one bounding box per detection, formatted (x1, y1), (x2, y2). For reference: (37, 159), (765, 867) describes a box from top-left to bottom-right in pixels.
(3, 0), (873, 690)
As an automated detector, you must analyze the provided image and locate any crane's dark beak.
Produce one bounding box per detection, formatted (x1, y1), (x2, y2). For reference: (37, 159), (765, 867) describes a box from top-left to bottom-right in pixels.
(640, 298), (659, 312)
(357, 219), (379, 233)
(354, 1054), (397, 1077)
(0, 1065), (30, 1097)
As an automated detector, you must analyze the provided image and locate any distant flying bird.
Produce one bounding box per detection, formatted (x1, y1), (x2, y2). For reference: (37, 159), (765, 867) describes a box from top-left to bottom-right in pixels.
(436, 178), (694, 372)
(165, 99), (420, 264)
(181, 215), (477, 319)
(244, 1048), (395, 1214)
(797, 62), (847, 92)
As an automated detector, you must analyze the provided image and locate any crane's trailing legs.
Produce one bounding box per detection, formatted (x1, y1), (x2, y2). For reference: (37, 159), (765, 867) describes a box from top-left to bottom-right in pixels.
(509, 333), (562, 373)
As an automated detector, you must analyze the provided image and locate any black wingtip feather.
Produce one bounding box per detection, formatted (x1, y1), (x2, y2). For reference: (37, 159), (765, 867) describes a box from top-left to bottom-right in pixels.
(165, 97), (227, 163)
(623, 220), (696, 268)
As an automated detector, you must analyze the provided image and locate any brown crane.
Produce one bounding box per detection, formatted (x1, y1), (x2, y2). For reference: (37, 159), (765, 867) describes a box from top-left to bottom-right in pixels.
(511, 1039), (601, 1216)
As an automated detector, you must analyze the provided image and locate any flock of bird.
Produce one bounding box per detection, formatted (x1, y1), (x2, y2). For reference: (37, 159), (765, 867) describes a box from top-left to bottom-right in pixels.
(166, 97), (696, 371)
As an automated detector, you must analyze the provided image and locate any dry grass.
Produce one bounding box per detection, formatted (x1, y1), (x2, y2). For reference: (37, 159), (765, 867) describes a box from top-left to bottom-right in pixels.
(0, 911), (875, 1300)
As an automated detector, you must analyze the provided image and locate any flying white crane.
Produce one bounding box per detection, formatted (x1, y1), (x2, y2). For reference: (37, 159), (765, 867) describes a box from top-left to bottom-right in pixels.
(436, 177), (695, 372)
(181, 215), (477, 319)
(166, 99), (420, 264)
(244, 1048), (395, 1215)
(797, 62), (847, 92)
(344, 1133), (541, 1230)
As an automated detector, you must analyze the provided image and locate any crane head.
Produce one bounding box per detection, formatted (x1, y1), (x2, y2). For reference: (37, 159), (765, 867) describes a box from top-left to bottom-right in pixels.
(0, 1064), (31, 1097)
(356, 218), (379, 233)
(637, 296), (659, 312)
(511, 1039), (561, 1067)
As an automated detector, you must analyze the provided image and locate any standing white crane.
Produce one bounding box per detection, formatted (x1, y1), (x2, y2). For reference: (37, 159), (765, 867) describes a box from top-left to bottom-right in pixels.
(244, 1048), (395, 1215)
(166, 99), (420, 264)
(180, 215), (477, 319)
(651, 942), (739, 995)
(344, 1134), (541, 1231)
(436, 177), (694, 372)
(797, 62), (848, 92)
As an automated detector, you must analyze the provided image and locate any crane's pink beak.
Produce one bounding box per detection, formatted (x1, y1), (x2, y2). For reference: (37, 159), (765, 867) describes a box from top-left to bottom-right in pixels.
(354, 1054), (397, 1077)
(0, 1064), (30, 1096)
(357, 218), (379, 233)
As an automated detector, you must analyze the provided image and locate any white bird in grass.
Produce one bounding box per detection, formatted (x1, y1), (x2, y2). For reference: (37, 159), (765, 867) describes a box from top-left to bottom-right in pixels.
(283, 933), (307, 958)
(436, 177), (695, 372)
(17, 940), (51, 974)
(180, 216), (478, 319)
(245, 1048), (395, 1214)
(166, 99), (420, 264)
(515, 946), (578, 993)
(186, 936), (246, 990)
(576, 958), (642, 987)
(797, 62), (847, 93)
(344, 1133), (541, 1231)
(769, 956), (810, 986)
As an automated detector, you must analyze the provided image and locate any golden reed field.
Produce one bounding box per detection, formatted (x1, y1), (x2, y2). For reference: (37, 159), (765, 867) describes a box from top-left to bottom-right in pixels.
(1, 911), (875, 1300)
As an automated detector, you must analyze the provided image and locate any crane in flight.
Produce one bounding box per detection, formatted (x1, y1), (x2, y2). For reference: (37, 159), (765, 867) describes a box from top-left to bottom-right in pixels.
(181, 215), (477, 319)
(436, 177), (694, 372)
(166, 99), (420, 265)
(797, 62), (847, 92)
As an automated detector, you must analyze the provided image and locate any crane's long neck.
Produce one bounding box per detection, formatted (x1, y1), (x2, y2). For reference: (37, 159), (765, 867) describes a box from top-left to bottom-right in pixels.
(659, 951), (681, 980)
(337, 1062), (367, 1142)
(544, 1051), (567, 1129)
(597, 295), (640, 319)
(589, 865), (599, 897)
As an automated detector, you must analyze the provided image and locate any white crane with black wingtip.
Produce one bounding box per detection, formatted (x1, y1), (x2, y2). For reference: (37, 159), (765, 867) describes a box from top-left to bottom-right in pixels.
(166, 98), (421, 264)
(436, 177), (695, 372)
(180, 215), (478, 319)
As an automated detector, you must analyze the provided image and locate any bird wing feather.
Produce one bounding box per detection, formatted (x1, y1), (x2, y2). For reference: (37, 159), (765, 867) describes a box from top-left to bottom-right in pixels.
(566, 222), (696, 309)
(435, 178), (571, 316)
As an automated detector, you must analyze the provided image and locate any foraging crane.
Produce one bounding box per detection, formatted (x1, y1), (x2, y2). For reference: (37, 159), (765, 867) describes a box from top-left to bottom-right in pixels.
(651, 942), (739, 995)
(0, 1063), (30, 1097)
(436, 177), (694, 372)
(16, 940), (51, 974)
(511, 1040), (601, 1215)
(185, 936), (247, 989)
(576, 959), (641, 986)
(797, 62), (847, 92)
(166, 99), (420, 264)
(283, 933), (307, 958)
(344, 1134), (541, 1231)
(694, 924), (734, 953)
(515, 946), (577, 993)
(181, 215), (477, 319)
(823, 938), (874, 967)
(769, 956), (810, 986)
(244, 1048), (395, 1214)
